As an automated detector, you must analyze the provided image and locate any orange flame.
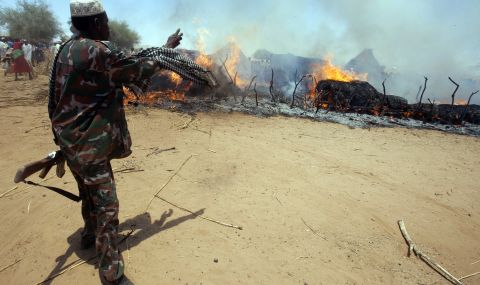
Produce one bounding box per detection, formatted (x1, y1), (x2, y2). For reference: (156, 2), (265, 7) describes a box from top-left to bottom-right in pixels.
(224, 42), (247, 87)
(311, 56), (368, 82)
(169, 72), (183, 86)
(122, 26), (214, 106)
(195, 53), (213, 69)
(455, 99), (467, 105)
(195, 28), (214, 70)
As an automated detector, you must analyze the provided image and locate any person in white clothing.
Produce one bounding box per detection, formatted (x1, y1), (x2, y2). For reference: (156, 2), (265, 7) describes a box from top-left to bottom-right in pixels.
(22, 40), (33, 66)
(0, 40), (7, 59)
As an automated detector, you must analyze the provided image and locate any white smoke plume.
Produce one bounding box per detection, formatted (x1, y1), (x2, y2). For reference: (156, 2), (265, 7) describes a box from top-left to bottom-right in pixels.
(154, 0), (480, 103)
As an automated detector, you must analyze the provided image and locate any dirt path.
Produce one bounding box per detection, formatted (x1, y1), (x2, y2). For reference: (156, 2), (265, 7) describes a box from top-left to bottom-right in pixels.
(0, 74), (479, 285)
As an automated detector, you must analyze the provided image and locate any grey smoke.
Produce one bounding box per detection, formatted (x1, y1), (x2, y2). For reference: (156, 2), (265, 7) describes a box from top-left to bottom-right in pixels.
(162, 0), (479, 103)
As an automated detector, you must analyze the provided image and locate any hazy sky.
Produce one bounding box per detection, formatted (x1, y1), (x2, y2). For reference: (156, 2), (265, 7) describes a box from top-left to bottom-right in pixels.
(1, 0), (479, 101)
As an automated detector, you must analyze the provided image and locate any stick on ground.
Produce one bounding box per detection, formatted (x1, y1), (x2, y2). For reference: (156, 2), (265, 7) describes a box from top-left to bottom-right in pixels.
(397, 220), (463, 285)
(0, 259), (22, 273)
(145, 154), (196, 211)
(301, 218), (327, 241)
(2, 174), (57, 199)
(459, 271), (480, 281)
(146, 147), (176, 157)
(114, 167), (144, 174)
(0, 186), (18, 198)
(156, 196), (243, 230)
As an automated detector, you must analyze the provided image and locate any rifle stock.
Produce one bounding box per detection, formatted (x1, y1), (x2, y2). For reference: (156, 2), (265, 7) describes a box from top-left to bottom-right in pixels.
(14, 151), (65, 183)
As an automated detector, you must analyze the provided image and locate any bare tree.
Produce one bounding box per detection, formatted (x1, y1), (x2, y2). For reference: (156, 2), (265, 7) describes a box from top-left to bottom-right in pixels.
(415, 85), (423, 102)
(254, 82), (258, 107)
(269, 68), (276, 102)
(448, 77), (460, 112)
(381, 77), (388, 108)
(460, 90), (479, 125)
(222, 54), (234, 84)
(242, 75), (257, 103)
(417, 76), (428, 110)
(290, 69), (306, 108)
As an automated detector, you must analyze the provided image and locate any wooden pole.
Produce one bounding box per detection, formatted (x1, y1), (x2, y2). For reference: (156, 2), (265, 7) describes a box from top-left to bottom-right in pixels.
(448, 77), (460, 113)
(417, 76), (428, 110)
(398, 220), (463, 285)
(460, 90), (479, 125)
(290, 69), (306, 109)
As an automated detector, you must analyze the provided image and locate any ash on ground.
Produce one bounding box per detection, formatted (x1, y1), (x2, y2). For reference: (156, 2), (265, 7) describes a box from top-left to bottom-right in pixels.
(130, 95), (480, 137)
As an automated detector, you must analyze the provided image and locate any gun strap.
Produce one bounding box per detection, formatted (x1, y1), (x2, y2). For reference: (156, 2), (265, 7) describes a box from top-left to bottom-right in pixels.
(24, 180), (81, 202)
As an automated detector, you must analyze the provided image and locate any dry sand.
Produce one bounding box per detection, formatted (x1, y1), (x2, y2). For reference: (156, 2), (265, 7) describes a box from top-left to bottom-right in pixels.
(0, 74), (479, 285)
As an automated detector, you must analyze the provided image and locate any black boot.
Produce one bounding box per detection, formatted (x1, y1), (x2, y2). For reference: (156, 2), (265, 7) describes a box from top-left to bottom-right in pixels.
(101, 275), (135, 285)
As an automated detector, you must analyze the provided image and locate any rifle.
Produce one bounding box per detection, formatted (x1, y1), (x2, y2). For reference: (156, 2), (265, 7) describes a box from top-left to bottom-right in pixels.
(14, 150), (66, 183)
(13, 151), (81, 202)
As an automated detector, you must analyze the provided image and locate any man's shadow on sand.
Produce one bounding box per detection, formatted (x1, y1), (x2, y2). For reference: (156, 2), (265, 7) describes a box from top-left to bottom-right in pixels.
(42, 208), (205, 285)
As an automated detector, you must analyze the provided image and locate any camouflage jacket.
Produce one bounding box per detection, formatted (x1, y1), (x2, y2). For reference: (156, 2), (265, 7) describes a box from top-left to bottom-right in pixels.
(49, 36), (160, 166)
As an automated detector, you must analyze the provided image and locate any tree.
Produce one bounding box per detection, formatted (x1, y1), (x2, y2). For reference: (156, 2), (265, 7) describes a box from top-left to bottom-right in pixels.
(108, 20), (140, 50)
(0, 0), (61, 42)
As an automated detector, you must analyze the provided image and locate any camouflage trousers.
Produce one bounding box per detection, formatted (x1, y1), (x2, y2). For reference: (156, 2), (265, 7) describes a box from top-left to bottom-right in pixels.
(69, 160), (124, 282)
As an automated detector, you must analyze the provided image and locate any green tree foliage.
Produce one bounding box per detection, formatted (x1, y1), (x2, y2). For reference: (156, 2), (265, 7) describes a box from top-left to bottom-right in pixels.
(0, 0), (61, 42)
(109, 20), (140, 50)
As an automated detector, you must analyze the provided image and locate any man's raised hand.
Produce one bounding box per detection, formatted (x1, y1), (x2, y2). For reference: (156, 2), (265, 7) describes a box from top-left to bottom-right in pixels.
(164, 29), (183, 49)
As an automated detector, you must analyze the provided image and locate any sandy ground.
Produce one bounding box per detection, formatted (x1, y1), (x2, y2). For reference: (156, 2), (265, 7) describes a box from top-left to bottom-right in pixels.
(0, 73), (479, 285)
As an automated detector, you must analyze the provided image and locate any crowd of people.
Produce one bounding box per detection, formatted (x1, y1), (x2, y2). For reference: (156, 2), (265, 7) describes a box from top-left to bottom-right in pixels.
(0, 36), (59, 80)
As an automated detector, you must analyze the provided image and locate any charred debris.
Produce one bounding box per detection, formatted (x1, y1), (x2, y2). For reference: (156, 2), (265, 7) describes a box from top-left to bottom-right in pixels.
(123, 46), (480, 137)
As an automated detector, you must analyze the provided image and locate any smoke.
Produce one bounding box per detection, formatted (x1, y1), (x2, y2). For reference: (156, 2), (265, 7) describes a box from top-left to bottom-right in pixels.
(149, 0), (480, 103)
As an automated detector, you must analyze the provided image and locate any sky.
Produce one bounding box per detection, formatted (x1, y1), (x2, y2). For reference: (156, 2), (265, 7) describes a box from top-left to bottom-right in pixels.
(1, 0), (479, 102)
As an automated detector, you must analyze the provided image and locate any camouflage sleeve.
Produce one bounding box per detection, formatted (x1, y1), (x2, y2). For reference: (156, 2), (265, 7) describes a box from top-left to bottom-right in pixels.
(90, 42), (161, 87)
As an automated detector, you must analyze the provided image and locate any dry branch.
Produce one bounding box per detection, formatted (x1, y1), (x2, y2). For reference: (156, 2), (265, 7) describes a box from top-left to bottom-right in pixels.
(448, 77), (460, 112)
(290, 69), (307, 108)
(2, 174), (57, 199)
(301, 218), (327, 241)
(415, 85), (423, 102)
(242, 75), (257, 103)
(222, 54), (234, 84)
(381, 78), (388, 108)
(0, 186), (18, 198)
(178, 115), (196, 130)
(459, 271), (480, 281)
(460, 90), (479, 125)
(146, 147), (176, 158)
(0, 259), (22, 273)
(254, 82), (258, 107)
(397, 220), (462, 285)
(114, 167), (143, 174)
(156, 196), (243, 230)
(24, 125), (47, 134)
(269, 68), (276, 102)
(417, 76), (428, 110)
(146, 154), (196, 211)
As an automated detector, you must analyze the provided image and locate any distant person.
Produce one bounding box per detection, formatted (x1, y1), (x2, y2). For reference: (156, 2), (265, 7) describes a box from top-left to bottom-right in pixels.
(22, 40), (33, 67)
(2, 49), (13, 76)
(12, 40), (32, 80)
(46, 42), (60, 72)
(50, 42), (60, 56)
(32, 44), (41, 65)
(0, 38), (7, 59)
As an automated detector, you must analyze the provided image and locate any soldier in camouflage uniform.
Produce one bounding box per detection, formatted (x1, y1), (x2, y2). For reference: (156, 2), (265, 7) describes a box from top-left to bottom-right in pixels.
(49, 1), (182, 284)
